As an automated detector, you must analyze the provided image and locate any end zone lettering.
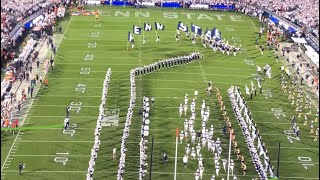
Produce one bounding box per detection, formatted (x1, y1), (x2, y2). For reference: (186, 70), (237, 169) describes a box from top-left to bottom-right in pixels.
(100, 10), (243, 21)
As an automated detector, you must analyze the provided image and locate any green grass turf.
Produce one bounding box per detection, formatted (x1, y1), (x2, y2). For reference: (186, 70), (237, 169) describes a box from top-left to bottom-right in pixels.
(1, 6), (319, 180)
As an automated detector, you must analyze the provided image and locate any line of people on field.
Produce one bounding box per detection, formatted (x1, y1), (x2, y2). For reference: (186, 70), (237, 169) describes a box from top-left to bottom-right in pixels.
(215, 86), (248, 177)
(228, 86), (272, 180)
(117, 69), (136, 180)
(138, 96), (152, 180)
(133, 52), (203, 77)
(86, 68), (112, 180)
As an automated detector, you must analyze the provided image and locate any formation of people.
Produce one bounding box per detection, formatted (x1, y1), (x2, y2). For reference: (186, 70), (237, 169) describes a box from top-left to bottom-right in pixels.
(281, 70), (319, 141)
(117, 69), (136, 180)
(176, 30), (242, 57)
(178, 84), (241, 180)
(228, 86), (275, 180)
(86, 68), (112, 180)
(118, 52), (203, 179)
(215, 86), (249, 178)
(133, 52), (203, 77)
(138, 96), (152, 179)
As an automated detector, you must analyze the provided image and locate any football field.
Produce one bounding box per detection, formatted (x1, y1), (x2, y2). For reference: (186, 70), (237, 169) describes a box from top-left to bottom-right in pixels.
(1, 6), (319, 180)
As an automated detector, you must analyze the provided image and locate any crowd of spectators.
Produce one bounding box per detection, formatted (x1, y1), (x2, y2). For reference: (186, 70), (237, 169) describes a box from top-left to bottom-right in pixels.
(241, 0), (319, 37)
(1, 0), (67, 67)
(1, 0), (52, 45)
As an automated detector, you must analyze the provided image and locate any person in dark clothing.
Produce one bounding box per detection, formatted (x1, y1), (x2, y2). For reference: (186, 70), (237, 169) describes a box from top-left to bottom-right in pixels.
(139, 108), (142, 116)
(66, 106), (70, 116)
(162, 153), (168, 166)
(19, 162), (25, 175)
(222, 124), (227, 135)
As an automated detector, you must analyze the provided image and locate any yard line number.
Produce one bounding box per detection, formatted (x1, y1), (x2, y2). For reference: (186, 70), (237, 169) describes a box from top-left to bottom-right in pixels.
(54, 153), (69, 166)
(75, 84), (86, 93)
(298, 157), (315, 170)
(69, 102), (82, 113)
(80, 68), (91, 75)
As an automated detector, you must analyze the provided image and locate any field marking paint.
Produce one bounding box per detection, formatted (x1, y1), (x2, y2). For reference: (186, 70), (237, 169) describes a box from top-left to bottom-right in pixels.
(244, 58), (255, 66)
(298, 157), (316, 170)
(84, 53), (94, 61)
(94, 23), (101, 28)
(57, 60), (256, 65)
(271, 107), (286, 119)
(29, 103), (312, 115)
(54, 66), (255, 72)
(87, 42), (96, 48)
(22, 115), (293, 125)
(75, 84), (86, 93)
(0, 14), (73, 174)
(6, 154), (319, 165)
(2, 170), (318, 179)
(46, 77), (281, 87)
(91, 32), (99, 38)
(80, 68), (91, 75)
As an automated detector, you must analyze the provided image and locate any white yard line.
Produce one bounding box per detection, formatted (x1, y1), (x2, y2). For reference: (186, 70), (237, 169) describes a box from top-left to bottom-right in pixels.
(0, 15), (73, 174)
(47, 77), (281, 87)
(28, 102), (316, 115)
(57, 72), (252, 78)
(30, 101), (291, 107)
(58, 60), (252, 65)
(53, 66), (254, 72)
(1, 169), (318, 179)
(7, 154), (319, 164)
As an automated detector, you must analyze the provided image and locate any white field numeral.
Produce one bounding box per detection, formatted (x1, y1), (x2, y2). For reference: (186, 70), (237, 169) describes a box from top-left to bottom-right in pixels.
(70, 102), (82, 113)
(287, 135), (300, 143)
(75, 84), (86, 93)
(80, 68), (90, 75)
(54, 157), (69, 166)
(298, 157), (315, 170)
